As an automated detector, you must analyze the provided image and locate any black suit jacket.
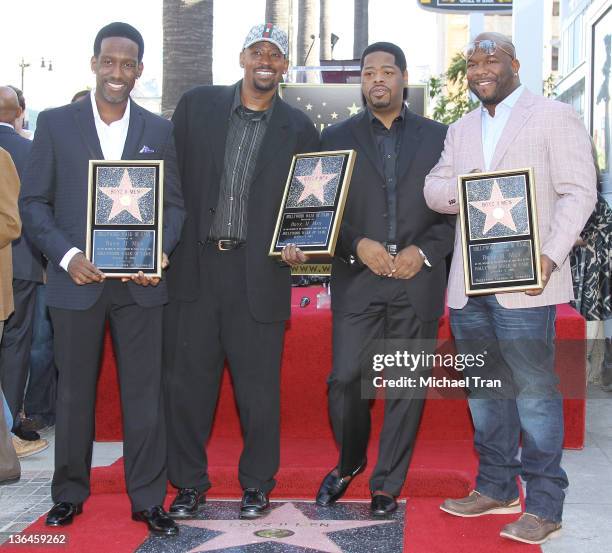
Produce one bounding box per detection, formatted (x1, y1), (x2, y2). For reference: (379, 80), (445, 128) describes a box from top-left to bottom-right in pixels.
(167, 82), (320, 323)
(322, 109), (454, 321)
(19, 97), (185, 310)
(0, 125), (43, 283)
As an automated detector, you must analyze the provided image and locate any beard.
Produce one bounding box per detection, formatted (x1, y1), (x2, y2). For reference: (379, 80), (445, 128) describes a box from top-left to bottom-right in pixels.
(252, 78), (278, 92)
(468, 83), (499, 105)
(366, 87), (392, 109)
(98, 81), (131, 104)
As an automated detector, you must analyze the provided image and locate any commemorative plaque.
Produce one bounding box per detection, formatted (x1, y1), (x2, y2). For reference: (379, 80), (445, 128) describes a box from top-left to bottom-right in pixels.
(86, 160), (163, 278)
(458, 168), (542, 295)
(269, 150), (355, 259)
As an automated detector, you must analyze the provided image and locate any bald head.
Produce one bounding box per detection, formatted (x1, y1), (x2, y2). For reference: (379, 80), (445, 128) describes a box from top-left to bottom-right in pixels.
(472, 32), (516, 60)
(466, 32), (521, 115)
(0, 86), (21, 125)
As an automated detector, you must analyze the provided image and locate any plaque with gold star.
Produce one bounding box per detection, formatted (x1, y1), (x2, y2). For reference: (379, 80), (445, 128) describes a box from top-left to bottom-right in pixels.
(458, 168), (542, 295)
(269, 150), (356, 259)
(85, 160), (164, 277)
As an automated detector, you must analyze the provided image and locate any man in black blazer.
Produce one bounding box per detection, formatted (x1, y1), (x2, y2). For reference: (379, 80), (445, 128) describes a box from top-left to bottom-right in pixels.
(313, 43), (454, 516)
(19, 23), (185, 535)
(0, 87), (44, 440)
(164, 23), (319, 520)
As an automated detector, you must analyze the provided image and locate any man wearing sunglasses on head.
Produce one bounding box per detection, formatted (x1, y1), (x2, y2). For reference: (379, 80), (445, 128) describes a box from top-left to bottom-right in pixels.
(424, 33), (597, 545)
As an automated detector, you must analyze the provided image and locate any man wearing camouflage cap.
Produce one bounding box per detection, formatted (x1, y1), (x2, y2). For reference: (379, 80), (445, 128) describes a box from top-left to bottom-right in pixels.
(164, 23), (319, 519)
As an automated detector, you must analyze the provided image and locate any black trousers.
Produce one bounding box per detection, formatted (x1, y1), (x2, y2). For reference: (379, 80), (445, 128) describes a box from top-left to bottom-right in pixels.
(164, 245), (284, 494)
(0, 279), (37, 426)
(329, 279), (438, 497)
(49, 280), (166, 512)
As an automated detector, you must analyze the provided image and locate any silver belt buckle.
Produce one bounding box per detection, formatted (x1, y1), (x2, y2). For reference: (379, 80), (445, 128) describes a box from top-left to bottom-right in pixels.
(386, 243), (398, 256)
(217, 240), (232, 251)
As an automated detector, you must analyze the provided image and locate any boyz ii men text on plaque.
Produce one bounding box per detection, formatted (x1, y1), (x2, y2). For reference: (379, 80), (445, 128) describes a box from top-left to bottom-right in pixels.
(457, 168), (542, 295)
(86, 160), (164, 277)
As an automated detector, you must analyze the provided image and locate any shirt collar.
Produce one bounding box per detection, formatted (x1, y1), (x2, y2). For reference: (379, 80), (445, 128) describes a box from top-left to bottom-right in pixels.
(368, 103), (407, 126)
(0, 122), (14, 129)
(90, 90), (131, 127)
(233, 81), (275, 121)
(481, 84), (525, 116)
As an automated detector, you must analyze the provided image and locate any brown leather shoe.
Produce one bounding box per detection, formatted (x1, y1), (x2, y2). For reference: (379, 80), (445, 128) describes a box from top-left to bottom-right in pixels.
(440, 490), (521, 517)
(500, 513), (561, 544)
(12, 436), (49, 459)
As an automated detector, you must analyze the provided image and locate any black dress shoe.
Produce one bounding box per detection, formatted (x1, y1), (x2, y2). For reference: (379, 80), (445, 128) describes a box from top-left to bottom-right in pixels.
(371, 494), (398, 516)
(20, 415), (54, 433)
(132, 505), (178, 536)
(169, 487), (206, 518)
(315, 460), (366, 506)
(46, 502), (83, 526)
(240, 488), (270, 519)
(13, 426), (40, 442)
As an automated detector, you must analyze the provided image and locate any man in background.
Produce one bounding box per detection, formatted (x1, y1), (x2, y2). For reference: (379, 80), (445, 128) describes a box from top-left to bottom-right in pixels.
(0, 148), (22, 477)
(0, 87), (46, 456)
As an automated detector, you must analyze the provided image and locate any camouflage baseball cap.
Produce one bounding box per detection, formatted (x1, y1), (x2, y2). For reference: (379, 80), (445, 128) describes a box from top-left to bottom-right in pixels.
(242, 23), (288, 56)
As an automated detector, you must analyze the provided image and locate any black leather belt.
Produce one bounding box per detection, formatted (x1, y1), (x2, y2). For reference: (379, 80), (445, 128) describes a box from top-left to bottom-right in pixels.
(206, 238), (246, 251)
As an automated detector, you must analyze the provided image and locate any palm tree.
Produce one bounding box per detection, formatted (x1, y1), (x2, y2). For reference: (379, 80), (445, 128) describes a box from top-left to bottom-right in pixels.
(297, 0), (317, 66)
(353, 0), (368, 59)
(162, 0), (213, 117)
(265, 0), (290, 31)
(319, 0), (332, 61)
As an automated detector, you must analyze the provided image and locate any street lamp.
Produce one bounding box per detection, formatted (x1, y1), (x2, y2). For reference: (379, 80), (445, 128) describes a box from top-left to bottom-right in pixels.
(19, 56), (53, 94)
(19, 58), (30, 92)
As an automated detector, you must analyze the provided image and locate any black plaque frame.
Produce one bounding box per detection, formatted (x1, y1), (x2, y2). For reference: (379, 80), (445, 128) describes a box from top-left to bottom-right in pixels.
(86, 160), (164, 278)
(458, 168), (542, 295)
(270, 150), (355, 259)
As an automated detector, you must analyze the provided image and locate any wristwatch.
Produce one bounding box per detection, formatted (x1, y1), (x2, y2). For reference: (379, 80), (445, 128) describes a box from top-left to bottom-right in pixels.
(416, 247), (431, 268)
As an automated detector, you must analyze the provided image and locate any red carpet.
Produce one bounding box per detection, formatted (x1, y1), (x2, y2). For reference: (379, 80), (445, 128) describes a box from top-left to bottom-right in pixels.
(404, 497), (543, 553)
(95, 287), (586, 448)
(0, 495), (147, 553)
(88, 439), (476, 499)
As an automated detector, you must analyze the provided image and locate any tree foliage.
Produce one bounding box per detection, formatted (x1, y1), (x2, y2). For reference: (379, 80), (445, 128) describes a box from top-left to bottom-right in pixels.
(428, 52), (478, 125)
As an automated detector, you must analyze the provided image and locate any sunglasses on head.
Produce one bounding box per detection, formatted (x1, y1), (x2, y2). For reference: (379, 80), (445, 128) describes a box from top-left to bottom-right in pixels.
(463, 39), (515, 61)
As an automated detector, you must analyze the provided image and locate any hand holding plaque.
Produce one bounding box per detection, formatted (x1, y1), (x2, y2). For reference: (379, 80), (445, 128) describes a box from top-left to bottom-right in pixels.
(457, 168), (542, 295)
(269, 150), (355, 270)
(86, 160), (164, 278)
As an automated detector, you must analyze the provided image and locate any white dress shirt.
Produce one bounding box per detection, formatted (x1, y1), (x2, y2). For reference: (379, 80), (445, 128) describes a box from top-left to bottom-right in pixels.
(60, 91), (131, 271)
(481, 84), (524, 171)
(0, 122), (14, 129)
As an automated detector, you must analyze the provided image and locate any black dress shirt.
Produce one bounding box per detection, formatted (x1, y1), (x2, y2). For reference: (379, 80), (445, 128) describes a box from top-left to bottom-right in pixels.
(209, 84), (274, 241)
(369, 105), (406, 244)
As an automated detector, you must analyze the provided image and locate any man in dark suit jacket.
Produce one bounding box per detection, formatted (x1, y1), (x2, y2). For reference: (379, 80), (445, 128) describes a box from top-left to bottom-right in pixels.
(19, 23), (184, 535)
(0, 86), (44, 441)
(164, 23), (319, 520)
(313, 43), (454, 516)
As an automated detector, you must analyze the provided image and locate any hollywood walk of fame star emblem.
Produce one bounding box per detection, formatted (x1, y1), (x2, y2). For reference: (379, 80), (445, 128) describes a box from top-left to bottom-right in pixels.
(295, 160), (338, 204)
(347, 102), (361, 116)
(179, 503), (394, 553)
(469, 180), (523, 235)
(99, 168), (152, 223)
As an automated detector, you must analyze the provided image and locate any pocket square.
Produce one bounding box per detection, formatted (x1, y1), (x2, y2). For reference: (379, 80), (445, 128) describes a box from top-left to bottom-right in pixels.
(139, 145), (155, 154)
